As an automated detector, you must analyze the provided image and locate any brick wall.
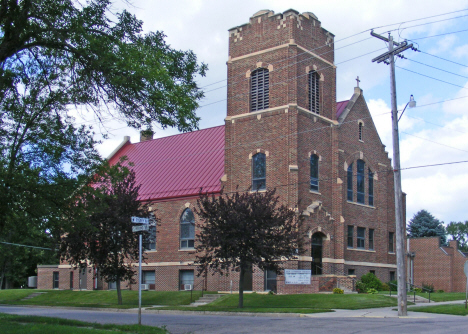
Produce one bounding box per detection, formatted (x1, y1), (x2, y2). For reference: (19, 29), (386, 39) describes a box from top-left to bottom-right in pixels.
(409, 237), (467, 292)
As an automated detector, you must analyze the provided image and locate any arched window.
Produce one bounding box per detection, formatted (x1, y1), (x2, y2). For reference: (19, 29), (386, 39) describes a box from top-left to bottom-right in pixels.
(311, 233), (323, 275)
(357, 159), (365, 204)
(180, 208), (195, 249)
(359, 122), (363, 141)
(310, 154), (319, 191)
(252, 153), (266, 191)
(308, 71), (320, 114)
(368, 168), (374, 206)
(250, 68), (269, 111)
(347, 163), (353, 201)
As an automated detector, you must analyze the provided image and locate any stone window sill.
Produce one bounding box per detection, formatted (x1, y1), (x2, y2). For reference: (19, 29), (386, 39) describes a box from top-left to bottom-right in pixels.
(179, 248), (195, 252)
(309, 190), (321, 195)
(347, 248), (376, 253)
(347, 201), (375, 209)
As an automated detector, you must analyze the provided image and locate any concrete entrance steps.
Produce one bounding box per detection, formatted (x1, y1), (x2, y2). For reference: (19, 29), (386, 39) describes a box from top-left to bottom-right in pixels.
(190, 294), (224, 306)
(21, 292), (47, 300)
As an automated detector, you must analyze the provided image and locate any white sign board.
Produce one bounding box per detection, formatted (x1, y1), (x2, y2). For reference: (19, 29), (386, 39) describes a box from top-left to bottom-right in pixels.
(285, 269), (311, 285)
(132, 224), (149, 232)
(131, 217), (149, 224)
(464, 260), (468, 277)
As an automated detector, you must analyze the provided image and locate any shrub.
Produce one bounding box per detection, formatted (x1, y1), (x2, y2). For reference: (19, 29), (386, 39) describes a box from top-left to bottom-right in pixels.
(367, 288), (378, 294)
(436, 289), (444, 293)
(381, 283), (390, 291)
(422, 283), (434, 293)
(333, 288), (344, 294)
(360, 273), (383, 291)
(413, 287), (422, 293)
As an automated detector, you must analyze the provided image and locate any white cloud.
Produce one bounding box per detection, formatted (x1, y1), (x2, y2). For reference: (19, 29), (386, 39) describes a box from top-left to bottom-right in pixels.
(428, 35), (457, 54)
(454, 44), (468, 59)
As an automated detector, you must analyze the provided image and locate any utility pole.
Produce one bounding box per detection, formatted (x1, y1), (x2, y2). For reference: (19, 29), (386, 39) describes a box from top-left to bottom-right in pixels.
(371, 31), (416, 317)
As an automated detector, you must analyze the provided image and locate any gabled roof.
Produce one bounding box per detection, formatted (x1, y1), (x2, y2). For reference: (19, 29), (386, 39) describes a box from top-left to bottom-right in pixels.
(108, 126), (225, 202)
(336, 100), (349, 119)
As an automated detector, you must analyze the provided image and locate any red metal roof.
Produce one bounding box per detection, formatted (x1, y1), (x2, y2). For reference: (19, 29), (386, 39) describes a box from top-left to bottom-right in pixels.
(336, 100), (349, 119)
(108, 126), (225, 202)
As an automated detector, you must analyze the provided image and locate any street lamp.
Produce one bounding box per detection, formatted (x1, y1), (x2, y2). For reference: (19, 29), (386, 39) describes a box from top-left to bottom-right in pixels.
(398, 95), (416, 122)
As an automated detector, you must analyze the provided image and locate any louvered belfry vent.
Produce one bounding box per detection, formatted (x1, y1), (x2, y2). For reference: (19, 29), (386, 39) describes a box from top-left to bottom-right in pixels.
(250, 68), (269, 112)
(309, 71), (319, 114)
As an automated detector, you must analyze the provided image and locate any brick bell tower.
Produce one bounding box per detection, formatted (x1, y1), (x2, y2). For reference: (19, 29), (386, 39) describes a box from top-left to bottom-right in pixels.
(223, 9), (344, 279)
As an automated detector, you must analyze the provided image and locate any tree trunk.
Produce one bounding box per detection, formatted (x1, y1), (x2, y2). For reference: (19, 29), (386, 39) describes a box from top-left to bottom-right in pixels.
(238, 266), (245, 308)
(116, 275), (122, 305)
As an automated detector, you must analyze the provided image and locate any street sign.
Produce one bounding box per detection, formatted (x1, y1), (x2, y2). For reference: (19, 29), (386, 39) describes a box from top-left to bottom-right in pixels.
(132, 224), (149, 232)
(131, 216), (149, 224)
(464, 261), (468, 277)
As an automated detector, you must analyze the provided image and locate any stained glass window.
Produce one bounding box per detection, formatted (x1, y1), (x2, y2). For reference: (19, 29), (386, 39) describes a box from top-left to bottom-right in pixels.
(252, 153), (266, 191)
(310, 154), (319, 191)
(180, 208), (195, 249)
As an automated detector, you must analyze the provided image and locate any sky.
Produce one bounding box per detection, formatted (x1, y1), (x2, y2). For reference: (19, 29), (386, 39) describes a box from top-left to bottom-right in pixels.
(84, 0), (468, 226)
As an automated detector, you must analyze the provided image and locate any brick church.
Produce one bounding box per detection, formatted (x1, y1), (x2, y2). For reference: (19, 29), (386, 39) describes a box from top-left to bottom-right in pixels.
(38, 9), (402, 293)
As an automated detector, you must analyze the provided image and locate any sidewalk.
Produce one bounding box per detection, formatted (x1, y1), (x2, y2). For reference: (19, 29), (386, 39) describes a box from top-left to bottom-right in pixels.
(303, 300), (466, 318)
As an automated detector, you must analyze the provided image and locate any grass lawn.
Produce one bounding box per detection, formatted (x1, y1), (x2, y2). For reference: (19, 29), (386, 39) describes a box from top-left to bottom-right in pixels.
(0, 313), (167, 333)
(410, 304), (468, 316)
(0, 289), (207, 308)
(152, 293), (399, 313)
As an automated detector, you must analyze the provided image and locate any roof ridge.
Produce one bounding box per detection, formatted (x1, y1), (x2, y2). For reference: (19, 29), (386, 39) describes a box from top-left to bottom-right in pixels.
(133, 124), (225, 145)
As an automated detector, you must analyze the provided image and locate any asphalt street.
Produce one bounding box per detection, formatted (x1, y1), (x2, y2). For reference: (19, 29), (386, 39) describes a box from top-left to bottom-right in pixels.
(1, 305), (467, 334)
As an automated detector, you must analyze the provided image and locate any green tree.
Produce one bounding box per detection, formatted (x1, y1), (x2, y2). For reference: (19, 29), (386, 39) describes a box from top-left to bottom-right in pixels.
(195, 189), (303, 308)
(407, 210), (446, 244)
(59, 162), (155, 305)
(446, 221), (468, 251)
(0, 0), (207, 234)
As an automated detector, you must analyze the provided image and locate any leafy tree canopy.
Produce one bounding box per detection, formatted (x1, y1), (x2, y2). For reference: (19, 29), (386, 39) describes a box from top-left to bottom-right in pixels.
(407, 209), (446, 244)
(446, 221), (468, 251)
(0, 0), (206, 234)
(59, 162), (156, 304)
(195, 189), (303, 308)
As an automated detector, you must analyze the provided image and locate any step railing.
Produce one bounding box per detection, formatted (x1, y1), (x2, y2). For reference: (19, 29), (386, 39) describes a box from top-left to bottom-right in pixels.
(190, 278), (206, 303)
(388, 282), (431, 303)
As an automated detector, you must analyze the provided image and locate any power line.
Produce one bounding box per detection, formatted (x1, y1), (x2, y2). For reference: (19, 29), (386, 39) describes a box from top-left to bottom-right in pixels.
(198, 47), (385, 110)
(396, 66), (468, 90)
(199, 8), (468, 90)
(401, 131), (468, 153)
(136, 158), (468, 199)
(418, 50), (468, 68)
(388, 13), (468, 34)
(404, 58), (468, 80)
(0, 241), (53, 251)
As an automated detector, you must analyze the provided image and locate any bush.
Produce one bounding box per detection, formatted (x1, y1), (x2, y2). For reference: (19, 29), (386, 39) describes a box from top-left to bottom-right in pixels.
(388, 280), (398, 291)
(413, 287), (422, 293)
(360, 273), (383, 291)
(422, 283), (434, 293)
(381, 283), (390, 291)
(367, 288), (378, 294)
(333, 288), (344, 294)
(355, 281), (367, 293)
(436, 289), (444, 293)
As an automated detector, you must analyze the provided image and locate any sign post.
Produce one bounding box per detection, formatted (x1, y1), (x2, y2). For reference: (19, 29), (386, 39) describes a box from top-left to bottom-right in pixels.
(131, 216), (149, 325)
(464, 261), (468, 309)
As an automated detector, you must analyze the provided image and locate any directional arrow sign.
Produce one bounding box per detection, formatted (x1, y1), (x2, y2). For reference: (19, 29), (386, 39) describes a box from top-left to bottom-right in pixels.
(132, 225), (149, 233)
(131, 217), (149, 224)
